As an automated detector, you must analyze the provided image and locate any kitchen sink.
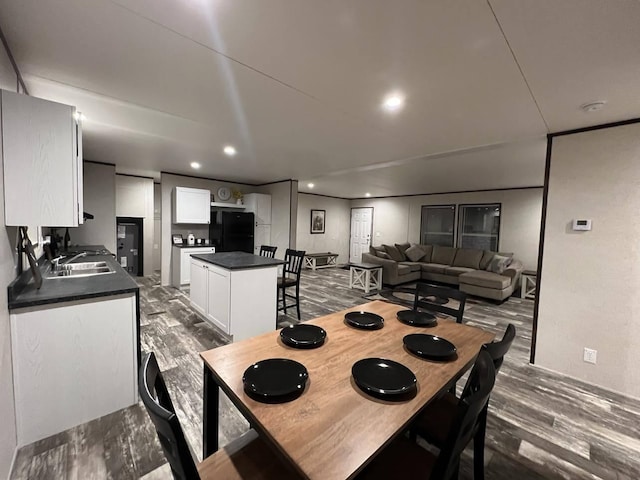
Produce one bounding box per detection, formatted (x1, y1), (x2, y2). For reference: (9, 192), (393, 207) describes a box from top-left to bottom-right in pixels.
(59, 261), (109, 270)
(46, 262), (115, 279)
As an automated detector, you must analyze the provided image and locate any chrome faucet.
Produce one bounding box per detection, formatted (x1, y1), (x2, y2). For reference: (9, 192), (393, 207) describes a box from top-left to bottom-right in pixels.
(52, 252), (87, 270)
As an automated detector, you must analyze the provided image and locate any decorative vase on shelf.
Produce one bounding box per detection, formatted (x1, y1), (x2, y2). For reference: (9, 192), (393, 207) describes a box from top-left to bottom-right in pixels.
(236, 198), (243, 205)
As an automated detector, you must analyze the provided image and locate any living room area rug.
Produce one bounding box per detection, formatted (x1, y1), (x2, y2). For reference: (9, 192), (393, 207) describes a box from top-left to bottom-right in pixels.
(362, 282), (483, 311)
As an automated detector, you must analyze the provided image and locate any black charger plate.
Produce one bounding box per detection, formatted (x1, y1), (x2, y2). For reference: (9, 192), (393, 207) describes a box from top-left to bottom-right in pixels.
(280, 324), (327, 349)
(243, 359), (308, 402)
(396, 309), (437, 327)
(345, 311), (384, 330)
(352, 358), (417, 397)
(403, 334), (457, 360)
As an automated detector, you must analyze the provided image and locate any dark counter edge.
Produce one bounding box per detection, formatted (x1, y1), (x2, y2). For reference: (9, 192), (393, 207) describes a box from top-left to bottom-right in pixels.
(191, 253), (285, 270)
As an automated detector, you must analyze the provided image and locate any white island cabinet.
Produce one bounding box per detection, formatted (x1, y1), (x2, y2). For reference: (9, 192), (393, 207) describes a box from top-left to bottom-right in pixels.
(190, 252), (281, 341)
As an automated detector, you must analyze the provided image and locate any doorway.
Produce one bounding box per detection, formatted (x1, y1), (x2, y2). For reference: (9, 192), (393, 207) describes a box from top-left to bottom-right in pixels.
(349, 207), (373, 263)
(116, 217), (143, 276)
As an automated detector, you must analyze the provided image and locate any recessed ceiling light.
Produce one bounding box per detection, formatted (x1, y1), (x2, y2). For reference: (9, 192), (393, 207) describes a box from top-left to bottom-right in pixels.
(307, 183), (314, 189)
(382, 92), (405, 112)
(223, 145), (236, 156)
(190, 162), (201, 169)
(580, 101), (606, 112)
(365, 193), (371, 197)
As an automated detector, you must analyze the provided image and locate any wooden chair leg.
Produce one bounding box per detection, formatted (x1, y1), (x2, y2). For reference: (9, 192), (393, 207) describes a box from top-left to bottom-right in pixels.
(295, 284), (301, 320)
(282, 286), (287, 314)
(473, 406), (488, 480)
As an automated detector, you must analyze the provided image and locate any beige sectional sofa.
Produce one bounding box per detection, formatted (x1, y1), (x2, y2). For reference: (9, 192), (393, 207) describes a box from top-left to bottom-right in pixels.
(361, 243), (523, 301)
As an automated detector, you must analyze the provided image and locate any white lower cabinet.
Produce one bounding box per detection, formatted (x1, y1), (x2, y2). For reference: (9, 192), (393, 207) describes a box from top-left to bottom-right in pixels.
(10, 293), (138, 445)
(172, 246), (216, 287)
(190, 258), (277, 341)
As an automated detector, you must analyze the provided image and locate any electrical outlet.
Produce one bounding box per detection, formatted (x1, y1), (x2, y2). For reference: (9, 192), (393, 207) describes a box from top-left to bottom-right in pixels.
(583, 347), (597, 364)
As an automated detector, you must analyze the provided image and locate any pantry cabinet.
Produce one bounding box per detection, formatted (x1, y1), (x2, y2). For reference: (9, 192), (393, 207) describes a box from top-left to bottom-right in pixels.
(1, 90), (83, 227)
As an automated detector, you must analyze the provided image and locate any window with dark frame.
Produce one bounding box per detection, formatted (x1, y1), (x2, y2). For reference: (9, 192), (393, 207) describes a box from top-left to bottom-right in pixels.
(420, 205), (456, 247)
(457, 204), (501, 251)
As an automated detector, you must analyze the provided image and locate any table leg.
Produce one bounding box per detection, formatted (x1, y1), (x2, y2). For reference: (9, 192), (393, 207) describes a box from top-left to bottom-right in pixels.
(521, 276), (527, 299)
(203, 366), (219, 458)
(364, 270), (371, 294)
(349, 267), (354, 288)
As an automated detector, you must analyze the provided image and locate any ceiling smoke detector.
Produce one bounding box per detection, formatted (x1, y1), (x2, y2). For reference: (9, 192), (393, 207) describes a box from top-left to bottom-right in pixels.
(580, 101), (606, 113)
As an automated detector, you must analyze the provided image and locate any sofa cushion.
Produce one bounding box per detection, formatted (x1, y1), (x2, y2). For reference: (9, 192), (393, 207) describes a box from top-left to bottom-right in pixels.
(479, 251), (495, 270)
(444, 266), (476, 277)
(452, 248), (483, 269)
(431, 246), (457, 265)
(487, 255), (512, 274)
(399, 261), (421, 272)
(417, 245), (433, 262)
(459, 270), (510, 290)
(421, 263), (449, 274)
(377, 251), (391, 259)
(395, 243), (411, 261)
(382, 244), (405, 262)
(397, 264), (413, 275)
(405, 245), (425, 262)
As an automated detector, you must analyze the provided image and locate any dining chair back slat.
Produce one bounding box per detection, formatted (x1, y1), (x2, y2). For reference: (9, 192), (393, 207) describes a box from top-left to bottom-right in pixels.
(259, 245), (277, 258)
(413, 282), (467, 323)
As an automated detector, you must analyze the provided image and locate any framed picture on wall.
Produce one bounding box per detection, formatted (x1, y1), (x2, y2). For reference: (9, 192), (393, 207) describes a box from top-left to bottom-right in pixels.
(310, 209), (326, 234)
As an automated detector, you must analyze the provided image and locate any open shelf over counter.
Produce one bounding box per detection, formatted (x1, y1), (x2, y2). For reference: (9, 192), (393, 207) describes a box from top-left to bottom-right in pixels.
(211, 202), (245, 210)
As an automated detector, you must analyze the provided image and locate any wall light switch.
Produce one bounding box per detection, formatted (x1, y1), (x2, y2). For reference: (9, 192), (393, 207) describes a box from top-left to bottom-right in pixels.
(583, 347), (597, 364)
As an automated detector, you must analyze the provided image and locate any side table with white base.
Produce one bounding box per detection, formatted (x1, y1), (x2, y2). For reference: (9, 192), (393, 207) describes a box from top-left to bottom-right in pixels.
(349, 263), (383, 294)
(521, 270), (537, 299)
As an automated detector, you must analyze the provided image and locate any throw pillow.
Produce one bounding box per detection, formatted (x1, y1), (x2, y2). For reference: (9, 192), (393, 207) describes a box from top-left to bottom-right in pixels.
(418, 244), (433, 263)
(487, 255), (512, 274)
(395, 242), (411, 261)
(383, 244), (405, 262)
(377, 251), (391, 260)
(405, 245), (425, 262)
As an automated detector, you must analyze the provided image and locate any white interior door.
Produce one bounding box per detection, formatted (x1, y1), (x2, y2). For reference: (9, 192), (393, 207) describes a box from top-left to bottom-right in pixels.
(350, 208), (373, 263)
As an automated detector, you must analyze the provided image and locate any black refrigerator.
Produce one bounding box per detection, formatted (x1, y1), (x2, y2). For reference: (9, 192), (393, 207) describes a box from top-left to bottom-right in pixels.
(211, 211), (254, 253)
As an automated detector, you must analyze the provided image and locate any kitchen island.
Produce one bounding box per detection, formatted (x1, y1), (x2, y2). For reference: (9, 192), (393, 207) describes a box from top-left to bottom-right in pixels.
(189, 251), (283, 342)
(8, 246), (139, 446)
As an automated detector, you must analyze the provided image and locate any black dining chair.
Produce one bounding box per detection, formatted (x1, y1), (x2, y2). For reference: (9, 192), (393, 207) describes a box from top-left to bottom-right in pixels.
(410, 324), (516, 480)
(259, 245), (277, 258)
(357, 350), (496, 480)
(139, 352), (300, 480)
(414, 282), (467, 324)
(277, 249), (305, 320)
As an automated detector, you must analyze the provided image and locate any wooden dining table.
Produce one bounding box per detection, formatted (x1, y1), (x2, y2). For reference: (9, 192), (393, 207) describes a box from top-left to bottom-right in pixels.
(200, 300), (494, 479)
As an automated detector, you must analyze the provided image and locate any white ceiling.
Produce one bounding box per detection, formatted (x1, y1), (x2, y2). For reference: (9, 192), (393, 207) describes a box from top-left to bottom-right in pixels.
(1, 0), (639, 197)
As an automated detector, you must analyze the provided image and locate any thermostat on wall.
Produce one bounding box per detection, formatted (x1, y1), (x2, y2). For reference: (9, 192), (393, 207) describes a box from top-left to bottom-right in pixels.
(572, 219), (592, 231)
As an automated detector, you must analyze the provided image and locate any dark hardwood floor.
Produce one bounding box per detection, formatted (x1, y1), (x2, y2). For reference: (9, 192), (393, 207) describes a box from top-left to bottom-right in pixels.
(10, 268), (640, 479)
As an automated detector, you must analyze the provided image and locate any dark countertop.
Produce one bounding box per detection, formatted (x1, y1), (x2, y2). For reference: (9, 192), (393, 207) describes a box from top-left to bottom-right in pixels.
(173, 244), (215, 249)
(8, 245), (139, 310)
(191, 252), (284, 270)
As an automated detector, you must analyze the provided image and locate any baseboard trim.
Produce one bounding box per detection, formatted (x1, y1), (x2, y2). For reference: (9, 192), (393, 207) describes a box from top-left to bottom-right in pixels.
(529, 363), (640, 404)
(7, 444), (18, 480)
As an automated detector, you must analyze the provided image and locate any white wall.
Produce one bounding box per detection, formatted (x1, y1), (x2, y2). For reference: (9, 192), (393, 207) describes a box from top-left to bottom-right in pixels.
(160, 173), (250, 285)
(153, 183), (161, 272)
(296, 193), (351, 263)
(536, 123), (640, 399)
(352, 188), (543, 269)
(115, 175), (154, 275)
(0, 46), (20, 479)
(71, 162), (116, 252)
(256, 181), (294, 258)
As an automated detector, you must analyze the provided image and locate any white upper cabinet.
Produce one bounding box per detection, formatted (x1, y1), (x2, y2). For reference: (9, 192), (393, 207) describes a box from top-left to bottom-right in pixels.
(172, 186), (211, 224)
(2, 90), (83, 227)
(243, 193), (271, 225)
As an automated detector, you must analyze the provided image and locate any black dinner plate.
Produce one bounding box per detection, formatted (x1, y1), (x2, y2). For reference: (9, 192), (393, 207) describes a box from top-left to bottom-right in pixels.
(396, 309), (437, 327)
(280, 324), (327, 349)
(352, 358), (417, 397)
(403, 334), (457, 360)
(242, 359), (308, 402)
(345, 311), (384, 330)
